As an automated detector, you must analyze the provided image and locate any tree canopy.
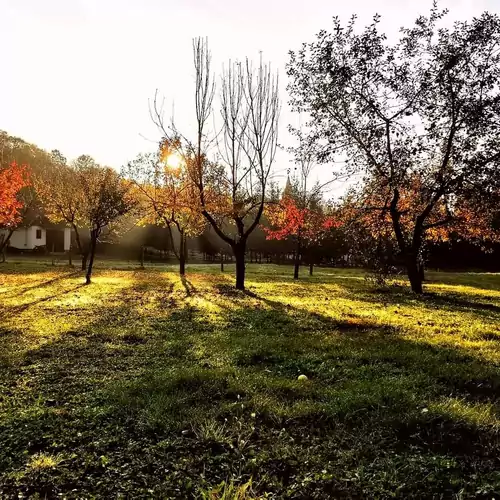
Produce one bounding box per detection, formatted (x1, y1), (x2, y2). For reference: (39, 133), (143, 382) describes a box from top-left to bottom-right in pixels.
(287, 5), (500, 291)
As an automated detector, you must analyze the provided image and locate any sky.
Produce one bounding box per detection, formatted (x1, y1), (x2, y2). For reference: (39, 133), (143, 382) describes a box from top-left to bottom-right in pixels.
(1, 0), (499, 189)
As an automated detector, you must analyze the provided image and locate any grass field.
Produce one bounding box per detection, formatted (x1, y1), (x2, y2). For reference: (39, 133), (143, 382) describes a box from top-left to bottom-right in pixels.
(1, 263), (500, 499)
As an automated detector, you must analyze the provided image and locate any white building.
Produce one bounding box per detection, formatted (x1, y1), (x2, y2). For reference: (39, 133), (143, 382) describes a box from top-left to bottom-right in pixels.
(0, 226), (72, 251)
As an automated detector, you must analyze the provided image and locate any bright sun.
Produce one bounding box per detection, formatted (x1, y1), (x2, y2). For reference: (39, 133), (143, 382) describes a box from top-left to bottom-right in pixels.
(166, 153), (182, 168)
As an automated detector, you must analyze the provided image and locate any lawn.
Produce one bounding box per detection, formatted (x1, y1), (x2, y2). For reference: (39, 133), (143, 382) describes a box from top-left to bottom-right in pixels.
(1, 263), (500, 499)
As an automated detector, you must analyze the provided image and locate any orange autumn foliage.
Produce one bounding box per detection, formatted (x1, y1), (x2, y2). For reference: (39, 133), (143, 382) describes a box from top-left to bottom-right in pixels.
(339, 174), (500, 245)
(264, 196), (338, 243)
(449, 198), (500, 243)
(0, 162), (31, 227)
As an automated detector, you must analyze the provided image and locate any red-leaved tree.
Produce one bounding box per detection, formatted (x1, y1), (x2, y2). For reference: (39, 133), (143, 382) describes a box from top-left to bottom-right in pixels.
(0, 162), (31, 259)
(264, 196), (337, 278)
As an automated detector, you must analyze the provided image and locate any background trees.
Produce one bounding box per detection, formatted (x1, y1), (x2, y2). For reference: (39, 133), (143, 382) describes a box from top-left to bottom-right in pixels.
(287, 6), (500, 293)
(0, 162), (31, 228)
(4, 6), (500, 287)
(0, 131), (52, 259)
(265, 131), (338, 279)
(264, 184), (337, 279)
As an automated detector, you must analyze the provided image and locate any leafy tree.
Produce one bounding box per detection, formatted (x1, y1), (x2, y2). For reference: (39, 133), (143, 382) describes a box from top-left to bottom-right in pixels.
(287, 5), (500, 292)
(338, 176), (500, 281)
(0, 131), (54, 258)
(0, 131), (54, 177)
(124, 152), (205, 275)
(77, 165), (136, 284)
(449, 191), (500, 244)
(264, 192), (337, 278)
(0, 162), (31, 259)
(0, 162), (31, 227)
(267, 130), (337, 279)
(35, 151), (88, 267)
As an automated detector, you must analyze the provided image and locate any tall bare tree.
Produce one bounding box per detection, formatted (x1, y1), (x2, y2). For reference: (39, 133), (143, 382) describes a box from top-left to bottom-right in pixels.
(152, 38), (280, 290)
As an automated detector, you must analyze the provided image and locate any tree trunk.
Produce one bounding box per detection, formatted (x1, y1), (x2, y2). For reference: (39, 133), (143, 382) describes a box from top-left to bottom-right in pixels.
(293, 238), (301, 280)
(68, 247), (72, 266)
(85, 230), (98, 285)
(407, 254), (423, 294)
(409, 216), (426, 294)
(72, 224), (86, 269)
(390, 190), (426, 294)
(179, 233), (186, 276)
(234, 243), (246, 290)
(294, 255), (300, 280)
(220, 251), (224, 272)
(81, 250), (88, 271)
(0, 230), (13, 263)
(309, 262), (313, 276)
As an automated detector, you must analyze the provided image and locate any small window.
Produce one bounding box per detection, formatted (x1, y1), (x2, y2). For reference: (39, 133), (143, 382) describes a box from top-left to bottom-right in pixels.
(35, 229), (42, 240)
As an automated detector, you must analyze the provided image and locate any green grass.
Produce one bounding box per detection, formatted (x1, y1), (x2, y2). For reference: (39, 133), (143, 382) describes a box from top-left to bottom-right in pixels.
(1, 263), (500, 498)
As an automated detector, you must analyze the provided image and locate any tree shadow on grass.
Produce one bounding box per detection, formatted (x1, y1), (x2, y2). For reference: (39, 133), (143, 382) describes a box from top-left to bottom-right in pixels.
(423, 291), (500, 314)
(1, 283), (87, 320)
(103, 294), (500, 497)
(0, 275), (212, 497)
(338, 282), (500, 325)
(241, 266), (500, 313)
(426, 271), (500, 293)
(0, 270), (82, 299)
(209, 288), (500, 409)
(181, 276), (197, 297)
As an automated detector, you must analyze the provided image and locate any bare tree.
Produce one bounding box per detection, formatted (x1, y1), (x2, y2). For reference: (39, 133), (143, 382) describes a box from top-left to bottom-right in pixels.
(152, 38), (280, 290)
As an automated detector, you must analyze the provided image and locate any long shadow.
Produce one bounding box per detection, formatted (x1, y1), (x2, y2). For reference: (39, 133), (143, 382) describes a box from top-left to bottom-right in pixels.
(0, 274), (206, 493)
(424, 292), (500, 314)
(348, 285), (500, 324)
(242, 265), (500, 299)
(181, 276), (197, 297)
(0, 270), (82, 299)
(210, 287), (500, 398)
(1, 284), (87, 320)
(426, 271), (500, 293)
(112, 287), (500, 496)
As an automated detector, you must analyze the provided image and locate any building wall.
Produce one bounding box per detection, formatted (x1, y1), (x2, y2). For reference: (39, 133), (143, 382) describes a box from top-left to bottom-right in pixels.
(2, 228), (28, 249)
(0, 226), (46, 250)
(30, 226), (46, 249)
